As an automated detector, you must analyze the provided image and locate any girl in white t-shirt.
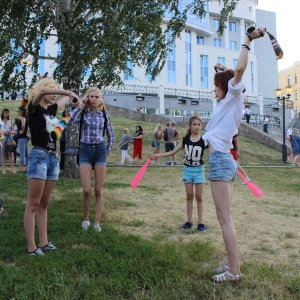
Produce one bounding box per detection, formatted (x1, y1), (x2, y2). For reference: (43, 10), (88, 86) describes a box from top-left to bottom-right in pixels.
(202, 27), (266, 283)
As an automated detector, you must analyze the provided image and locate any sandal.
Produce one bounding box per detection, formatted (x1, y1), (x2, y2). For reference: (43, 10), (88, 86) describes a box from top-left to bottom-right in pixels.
(212, 271), (243, 283)
(216, 264), (229, 273)
(0, 209), (8, 216)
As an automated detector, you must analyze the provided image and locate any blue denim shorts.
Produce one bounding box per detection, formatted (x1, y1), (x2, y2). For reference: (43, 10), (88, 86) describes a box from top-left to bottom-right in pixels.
(208, 151), (237, 182)
(182, 165), (205, 184)
(79, 142), (107, 166)
(27, 148), (60, 180)
(3, 135), (12, 143)
(154, 139), (160, 149)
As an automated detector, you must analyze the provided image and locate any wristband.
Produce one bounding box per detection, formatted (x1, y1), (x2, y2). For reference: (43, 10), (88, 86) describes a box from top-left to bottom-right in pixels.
(246, 33), (252, 42)
(242, 44), (251, 51)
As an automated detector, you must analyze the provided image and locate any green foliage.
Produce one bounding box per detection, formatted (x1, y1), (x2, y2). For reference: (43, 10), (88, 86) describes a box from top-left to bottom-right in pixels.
(0, 0), (237, 95)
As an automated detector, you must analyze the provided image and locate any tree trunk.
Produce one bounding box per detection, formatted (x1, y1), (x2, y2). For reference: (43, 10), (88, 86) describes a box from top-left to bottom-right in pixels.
(63, 81), (80, 179)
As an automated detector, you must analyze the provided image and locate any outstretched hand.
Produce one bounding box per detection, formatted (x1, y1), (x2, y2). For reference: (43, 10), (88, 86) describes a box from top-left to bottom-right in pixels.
(247, 27), (266, 41)
(150, 154), (156, 160)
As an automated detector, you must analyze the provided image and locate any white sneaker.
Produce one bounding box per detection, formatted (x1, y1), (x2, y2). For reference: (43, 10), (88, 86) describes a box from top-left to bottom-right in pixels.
(94, 224), (102, 232)
(156, 162), (161, 165)
(82, 220), (90, 230)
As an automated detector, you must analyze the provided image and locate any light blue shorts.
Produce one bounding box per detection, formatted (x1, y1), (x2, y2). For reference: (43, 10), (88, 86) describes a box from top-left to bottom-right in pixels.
(208, 151), (237, 182)
(27, 148), (59, 181)
(182, 165), (205, 184)
(79, 142), (107, 167)
(154, 139), (160, 149)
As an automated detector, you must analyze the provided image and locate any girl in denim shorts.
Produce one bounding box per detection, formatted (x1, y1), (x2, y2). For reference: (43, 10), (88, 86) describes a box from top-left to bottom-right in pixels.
(68, 87), (115, 232)
(151, 115), (207, 232)
(202, 28), (266, 282)
(24, 78), (80, 256)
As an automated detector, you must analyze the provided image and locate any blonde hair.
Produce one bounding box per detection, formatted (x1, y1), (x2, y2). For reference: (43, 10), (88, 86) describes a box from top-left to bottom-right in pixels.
(124, 128), (129, 133)
(154, 123), (161, 134)
(28, 78), (59, 102)
(82, 86), (104, 110)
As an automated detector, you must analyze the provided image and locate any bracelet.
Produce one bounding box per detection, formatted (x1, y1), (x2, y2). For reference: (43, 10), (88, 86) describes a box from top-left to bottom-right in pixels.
(246, 33), (252, 41)
(242, 44), (251, 51)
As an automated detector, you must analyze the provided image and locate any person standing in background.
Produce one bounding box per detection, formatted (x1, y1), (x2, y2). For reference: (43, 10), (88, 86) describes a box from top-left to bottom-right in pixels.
(118, 128), (133, 165)
(263, 115), (269, 133)
(17, 107), (29, 173)
(244, 105), (252, 124)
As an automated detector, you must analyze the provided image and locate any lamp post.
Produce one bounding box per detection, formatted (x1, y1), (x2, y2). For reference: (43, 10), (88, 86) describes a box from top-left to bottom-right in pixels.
(276, 85), (292, 163)
(19, 59), (32, 96)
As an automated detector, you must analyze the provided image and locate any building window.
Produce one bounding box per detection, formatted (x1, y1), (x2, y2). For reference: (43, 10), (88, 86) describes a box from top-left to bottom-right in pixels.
(38, 39), (46, 75)
(288, 75), (292, 86)
(57, 43), (61, 57)
(200, 55), (208, 89)
(213, 19), (220, 30)
(214, 38), (221, 48)
(229, 22), (237, 32)
(185, 30), (192, 86)
(233, 59), (238, 69)
(250, 62), (254, 93)
(197, 36), (204, 45)
(218, 57), (225, 65)
(229, 41), (237, 50)
(124, 61), (134, 80)
(296, 90), (298, 100)
(167, 31), (176, 83)
(295, 73), (298, 84)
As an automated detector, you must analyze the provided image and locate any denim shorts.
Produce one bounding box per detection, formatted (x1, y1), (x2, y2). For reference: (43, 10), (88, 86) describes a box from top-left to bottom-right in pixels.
(27, 148), (59, 180)
(79, 142), (107, 167)
(3, 135), (12, 143)
(154, 139), (160, 148)
(208, 151), (237, 182)
(182, 165), (205, 184)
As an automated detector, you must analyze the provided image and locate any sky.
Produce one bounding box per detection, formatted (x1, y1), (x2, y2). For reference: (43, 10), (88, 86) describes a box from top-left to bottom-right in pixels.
(256, 0), (299, 71)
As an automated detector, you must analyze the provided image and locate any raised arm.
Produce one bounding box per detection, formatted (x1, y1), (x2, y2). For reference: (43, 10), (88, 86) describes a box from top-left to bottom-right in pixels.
(232, 27), (266, 87)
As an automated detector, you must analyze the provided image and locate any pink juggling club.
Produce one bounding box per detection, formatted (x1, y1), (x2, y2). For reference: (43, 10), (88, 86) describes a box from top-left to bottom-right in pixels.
(131, 158), (151, 189)
(238, 170), (263, 198)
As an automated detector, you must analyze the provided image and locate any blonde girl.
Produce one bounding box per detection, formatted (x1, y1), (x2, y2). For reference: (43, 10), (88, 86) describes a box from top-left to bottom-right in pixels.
(68, 87), (115, 232)
(151, 116), (207, 231)
(24, 77), (79, 255)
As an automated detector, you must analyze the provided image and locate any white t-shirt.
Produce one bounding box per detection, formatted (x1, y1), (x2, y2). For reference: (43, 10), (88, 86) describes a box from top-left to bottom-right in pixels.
(202, 78), (245, 153)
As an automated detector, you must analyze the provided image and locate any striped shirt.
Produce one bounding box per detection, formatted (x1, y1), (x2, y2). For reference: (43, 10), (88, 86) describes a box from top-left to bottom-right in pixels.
(68, 106), (115, 154)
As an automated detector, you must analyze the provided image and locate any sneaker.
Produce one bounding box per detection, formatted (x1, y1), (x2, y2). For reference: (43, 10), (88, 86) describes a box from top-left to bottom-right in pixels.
(0, 209), (8, 216)
(168, 162), (172, 165)
(28, 248), (45, 256)
(180, 222), (193, 230)
(82, 220), (90, 230)
(173, 162), (177, 165)
(40, 242), (58, 250)
(156, 162), (161, 165)
(197, 224), (207, 232)
(94, 224), (102, 232)
(291, 163), (296, 167)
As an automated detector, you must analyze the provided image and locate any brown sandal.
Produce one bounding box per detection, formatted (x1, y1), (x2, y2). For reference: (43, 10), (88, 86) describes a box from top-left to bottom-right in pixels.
(216, 265), (229, 273)
(212, 271), (243, 283)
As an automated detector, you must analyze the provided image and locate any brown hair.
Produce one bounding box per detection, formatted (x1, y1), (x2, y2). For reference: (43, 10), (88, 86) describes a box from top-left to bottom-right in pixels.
(186, 115), (202, 137)
(214, 69), (235, 96)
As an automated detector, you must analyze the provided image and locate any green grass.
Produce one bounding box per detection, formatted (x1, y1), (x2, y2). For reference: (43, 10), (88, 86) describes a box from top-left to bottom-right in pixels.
(1, 100), (300, 299)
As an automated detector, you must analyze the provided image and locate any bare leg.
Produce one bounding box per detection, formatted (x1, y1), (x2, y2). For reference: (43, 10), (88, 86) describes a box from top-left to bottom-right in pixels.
(184, 183), (194, 223)
(37, 180), (57, 247)
(210, 180), (241, 275)
(24, 178), (46, 252)
(93, 165), (106, 225)
(80, 165), (93, 221)
(195, 183), (204, 224)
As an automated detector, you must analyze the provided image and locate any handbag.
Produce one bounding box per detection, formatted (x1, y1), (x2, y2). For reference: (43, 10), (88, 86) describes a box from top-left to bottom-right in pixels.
(6, 135), (16, 152)
(151, 140), (155, 147)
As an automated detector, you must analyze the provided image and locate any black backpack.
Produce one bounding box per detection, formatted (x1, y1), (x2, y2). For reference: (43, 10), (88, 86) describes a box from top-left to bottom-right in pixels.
(163, 128), (169, 141)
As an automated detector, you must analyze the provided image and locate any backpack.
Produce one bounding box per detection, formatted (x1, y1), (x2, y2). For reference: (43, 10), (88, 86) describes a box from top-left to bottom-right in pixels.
(163, 128), (169, 141)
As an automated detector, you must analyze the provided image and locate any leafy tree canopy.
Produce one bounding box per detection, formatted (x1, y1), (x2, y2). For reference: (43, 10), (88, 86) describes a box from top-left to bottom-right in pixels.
(0, 0), (237, 95)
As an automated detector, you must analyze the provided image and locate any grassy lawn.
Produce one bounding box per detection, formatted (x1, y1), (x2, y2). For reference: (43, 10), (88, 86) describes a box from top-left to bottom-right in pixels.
(0, 100), (300, 299)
